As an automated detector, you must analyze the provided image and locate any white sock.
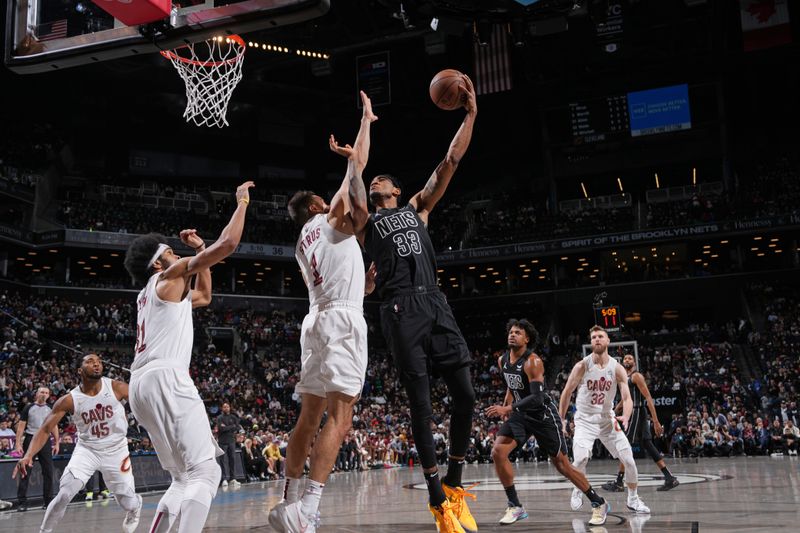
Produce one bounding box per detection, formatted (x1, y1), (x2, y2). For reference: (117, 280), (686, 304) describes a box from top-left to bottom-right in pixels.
(300, 480), (324, 519)
(283, 476), (303, 504)
(628, 487), (638, 500)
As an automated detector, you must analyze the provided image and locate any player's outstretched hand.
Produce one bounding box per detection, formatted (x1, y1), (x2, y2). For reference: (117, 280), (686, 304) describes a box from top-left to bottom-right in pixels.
(615, 416), (628, 433)
(180, 229), (205, 250)
(12, 456), (33, 479)
(360, 90), (378, 123)
(329, 134), (354, 159)
(236, 181), (255, 204)
(460, 74), (477, 115)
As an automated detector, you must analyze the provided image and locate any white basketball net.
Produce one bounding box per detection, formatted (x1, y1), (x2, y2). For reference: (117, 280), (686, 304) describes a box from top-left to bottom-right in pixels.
(161, 35), (245, 128)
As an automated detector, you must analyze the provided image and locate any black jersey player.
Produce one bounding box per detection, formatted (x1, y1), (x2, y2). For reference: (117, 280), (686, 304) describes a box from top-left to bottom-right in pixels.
(485, 319), (611, 526)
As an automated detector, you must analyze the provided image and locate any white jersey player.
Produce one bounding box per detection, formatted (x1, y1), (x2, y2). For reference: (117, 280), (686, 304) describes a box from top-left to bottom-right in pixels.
(558, 326), (650, 515)
(13, 353), (141, 533)
(124, 180), (253, 533)
(270, 90), (376, 533)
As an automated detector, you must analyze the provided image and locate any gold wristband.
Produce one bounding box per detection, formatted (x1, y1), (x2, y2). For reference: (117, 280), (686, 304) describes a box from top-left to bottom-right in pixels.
(239, 198), (249, 205)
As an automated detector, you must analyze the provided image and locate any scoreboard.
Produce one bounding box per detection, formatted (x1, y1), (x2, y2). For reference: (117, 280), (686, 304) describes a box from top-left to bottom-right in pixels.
(568, 95), (630, 144)
(594, 305), (622, 332)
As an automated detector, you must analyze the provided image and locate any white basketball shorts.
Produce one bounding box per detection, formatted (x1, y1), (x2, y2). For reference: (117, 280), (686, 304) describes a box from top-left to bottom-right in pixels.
(296, 305), (368, 399)
(129, 361), (223, 472)
(572, 411), (632, 458)
(64, 442), (135, 496)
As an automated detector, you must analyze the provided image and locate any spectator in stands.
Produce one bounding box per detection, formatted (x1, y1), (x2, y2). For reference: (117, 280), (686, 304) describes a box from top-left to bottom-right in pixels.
(769, 419), (785, 456)
(242, 438), (269, 481)
(670, 427), (687, 458)
(783, 420), (799, 456)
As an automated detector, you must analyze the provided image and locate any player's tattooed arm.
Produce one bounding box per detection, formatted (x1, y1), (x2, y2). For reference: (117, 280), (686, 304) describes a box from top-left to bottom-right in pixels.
(410, 74), (476, 223)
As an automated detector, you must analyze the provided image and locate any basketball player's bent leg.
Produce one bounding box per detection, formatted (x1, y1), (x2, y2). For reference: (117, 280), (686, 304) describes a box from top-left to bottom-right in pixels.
(40, 445), (99, 533)
(598, 420), (650, 513)
(272, 307), (367, 531)
(129, 367), (223, 533)
(281, 394), (326, 501)
(98, 450), (141, 531)
(491, 424), (528, 525)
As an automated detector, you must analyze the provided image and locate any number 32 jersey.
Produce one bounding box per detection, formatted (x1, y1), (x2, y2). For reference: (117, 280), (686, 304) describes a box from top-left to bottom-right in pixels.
(363, 204), (438, 298)
(70, 377), (128, 451)
(296, 214), (365, 308)
(575, 355), (619, 418)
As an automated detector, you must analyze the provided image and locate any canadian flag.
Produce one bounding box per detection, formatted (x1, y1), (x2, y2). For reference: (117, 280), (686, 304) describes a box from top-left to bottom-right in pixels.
(739, 0), (792, 51)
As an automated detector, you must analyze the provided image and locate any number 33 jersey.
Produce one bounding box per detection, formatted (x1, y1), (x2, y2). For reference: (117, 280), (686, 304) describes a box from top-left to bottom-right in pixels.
(70, 377), (128, 451)
(363, 204), (438, 298)
(296, 214), (365, 308)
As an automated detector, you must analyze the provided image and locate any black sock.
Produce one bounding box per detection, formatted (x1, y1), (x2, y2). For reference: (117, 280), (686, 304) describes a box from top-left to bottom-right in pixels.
(424, 470), (447, 507)
(615, 471), (625, 484)
(504, 484), (522, 508)
(584, 487), (606, 508)
(442, 458), (465, 488)
(660, 465), (674, 480)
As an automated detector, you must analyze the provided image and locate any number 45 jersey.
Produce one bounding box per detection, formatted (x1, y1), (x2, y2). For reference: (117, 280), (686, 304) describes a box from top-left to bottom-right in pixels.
(296, 214), (365, 308)
(70, 377), (128, 451)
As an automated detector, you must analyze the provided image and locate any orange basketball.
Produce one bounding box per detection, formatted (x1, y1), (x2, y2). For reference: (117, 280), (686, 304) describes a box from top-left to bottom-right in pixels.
(429, 69), (464, 111)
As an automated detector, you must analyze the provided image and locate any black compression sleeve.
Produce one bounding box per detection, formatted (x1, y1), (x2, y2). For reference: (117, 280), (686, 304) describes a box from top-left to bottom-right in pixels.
(512, 381), (545, 411)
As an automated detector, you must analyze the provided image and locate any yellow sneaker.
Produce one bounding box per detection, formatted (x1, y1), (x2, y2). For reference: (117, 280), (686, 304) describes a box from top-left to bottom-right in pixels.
(442, 483), (478, 532)
(429, 500), (467, 533)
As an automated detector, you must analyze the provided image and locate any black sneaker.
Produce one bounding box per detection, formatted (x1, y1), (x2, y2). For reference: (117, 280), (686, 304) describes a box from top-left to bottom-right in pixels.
(16, 504), (28, 512)
(601, 480), (625, 492)
(657, 477), (680, 491)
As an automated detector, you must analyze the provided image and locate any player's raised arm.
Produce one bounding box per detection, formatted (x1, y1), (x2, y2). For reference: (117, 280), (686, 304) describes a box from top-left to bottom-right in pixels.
(178, 229), (212, 308)
(13, 395), (73, 479)
(409, 73), (477, 223)
(329, 90), (378, 234)
(559, 360), (586, 425)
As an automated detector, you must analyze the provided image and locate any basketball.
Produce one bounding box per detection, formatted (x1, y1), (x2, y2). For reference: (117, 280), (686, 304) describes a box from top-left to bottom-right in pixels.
(429, 69), (464, 110)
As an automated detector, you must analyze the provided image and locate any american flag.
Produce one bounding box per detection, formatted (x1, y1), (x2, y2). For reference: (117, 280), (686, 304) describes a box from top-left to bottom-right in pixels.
(37, 19), (68, 42)
(473, 24), (512, 95)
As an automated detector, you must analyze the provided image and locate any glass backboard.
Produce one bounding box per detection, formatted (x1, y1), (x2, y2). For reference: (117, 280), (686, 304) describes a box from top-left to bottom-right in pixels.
(5, 0), (330, 73)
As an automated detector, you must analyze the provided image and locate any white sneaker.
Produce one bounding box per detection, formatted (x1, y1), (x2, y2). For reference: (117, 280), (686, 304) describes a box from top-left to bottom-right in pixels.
(230, 479), (241, 489)
(626, 497), (650, 514)
(268, 501), (317, 533)
(221, 479), (228, 488)
(122, 497), (142, 533)
(589, 502), (611, 526)
(0, 500), (12, 510)
(499, 505), (528, 525)
(570, 488), (583, 511)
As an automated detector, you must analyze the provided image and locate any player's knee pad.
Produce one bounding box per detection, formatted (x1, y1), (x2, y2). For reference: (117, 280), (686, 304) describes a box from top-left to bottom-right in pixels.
(619, 449), (638, 484)
(572, 445), (590, 470)
(57, 472), (84, 501)
(116, 492), (142, 513)
(184, 459), (222, 507)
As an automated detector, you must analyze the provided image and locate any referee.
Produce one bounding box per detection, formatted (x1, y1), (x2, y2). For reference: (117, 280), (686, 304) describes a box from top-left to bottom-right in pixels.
(14, 386), (59, 511)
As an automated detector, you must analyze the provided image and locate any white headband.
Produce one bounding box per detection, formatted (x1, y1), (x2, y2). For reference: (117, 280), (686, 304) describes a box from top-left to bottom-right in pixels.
(147, 243), (170, 268)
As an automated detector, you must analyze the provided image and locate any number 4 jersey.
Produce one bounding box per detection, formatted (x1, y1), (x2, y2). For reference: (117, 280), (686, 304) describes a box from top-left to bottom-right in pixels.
(296, 214), (365, 308)
(363, 204), (438, 298)
(70, 377), (128, 451)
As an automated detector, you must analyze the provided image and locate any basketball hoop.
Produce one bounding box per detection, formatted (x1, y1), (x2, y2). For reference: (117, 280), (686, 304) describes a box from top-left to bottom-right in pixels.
(161, 35), (245, 128)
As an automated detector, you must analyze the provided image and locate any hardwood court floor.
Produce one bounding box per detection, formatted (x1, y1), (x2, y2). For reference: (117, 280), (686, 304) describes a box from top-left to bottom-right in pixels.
(3, 456), (798, 532)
